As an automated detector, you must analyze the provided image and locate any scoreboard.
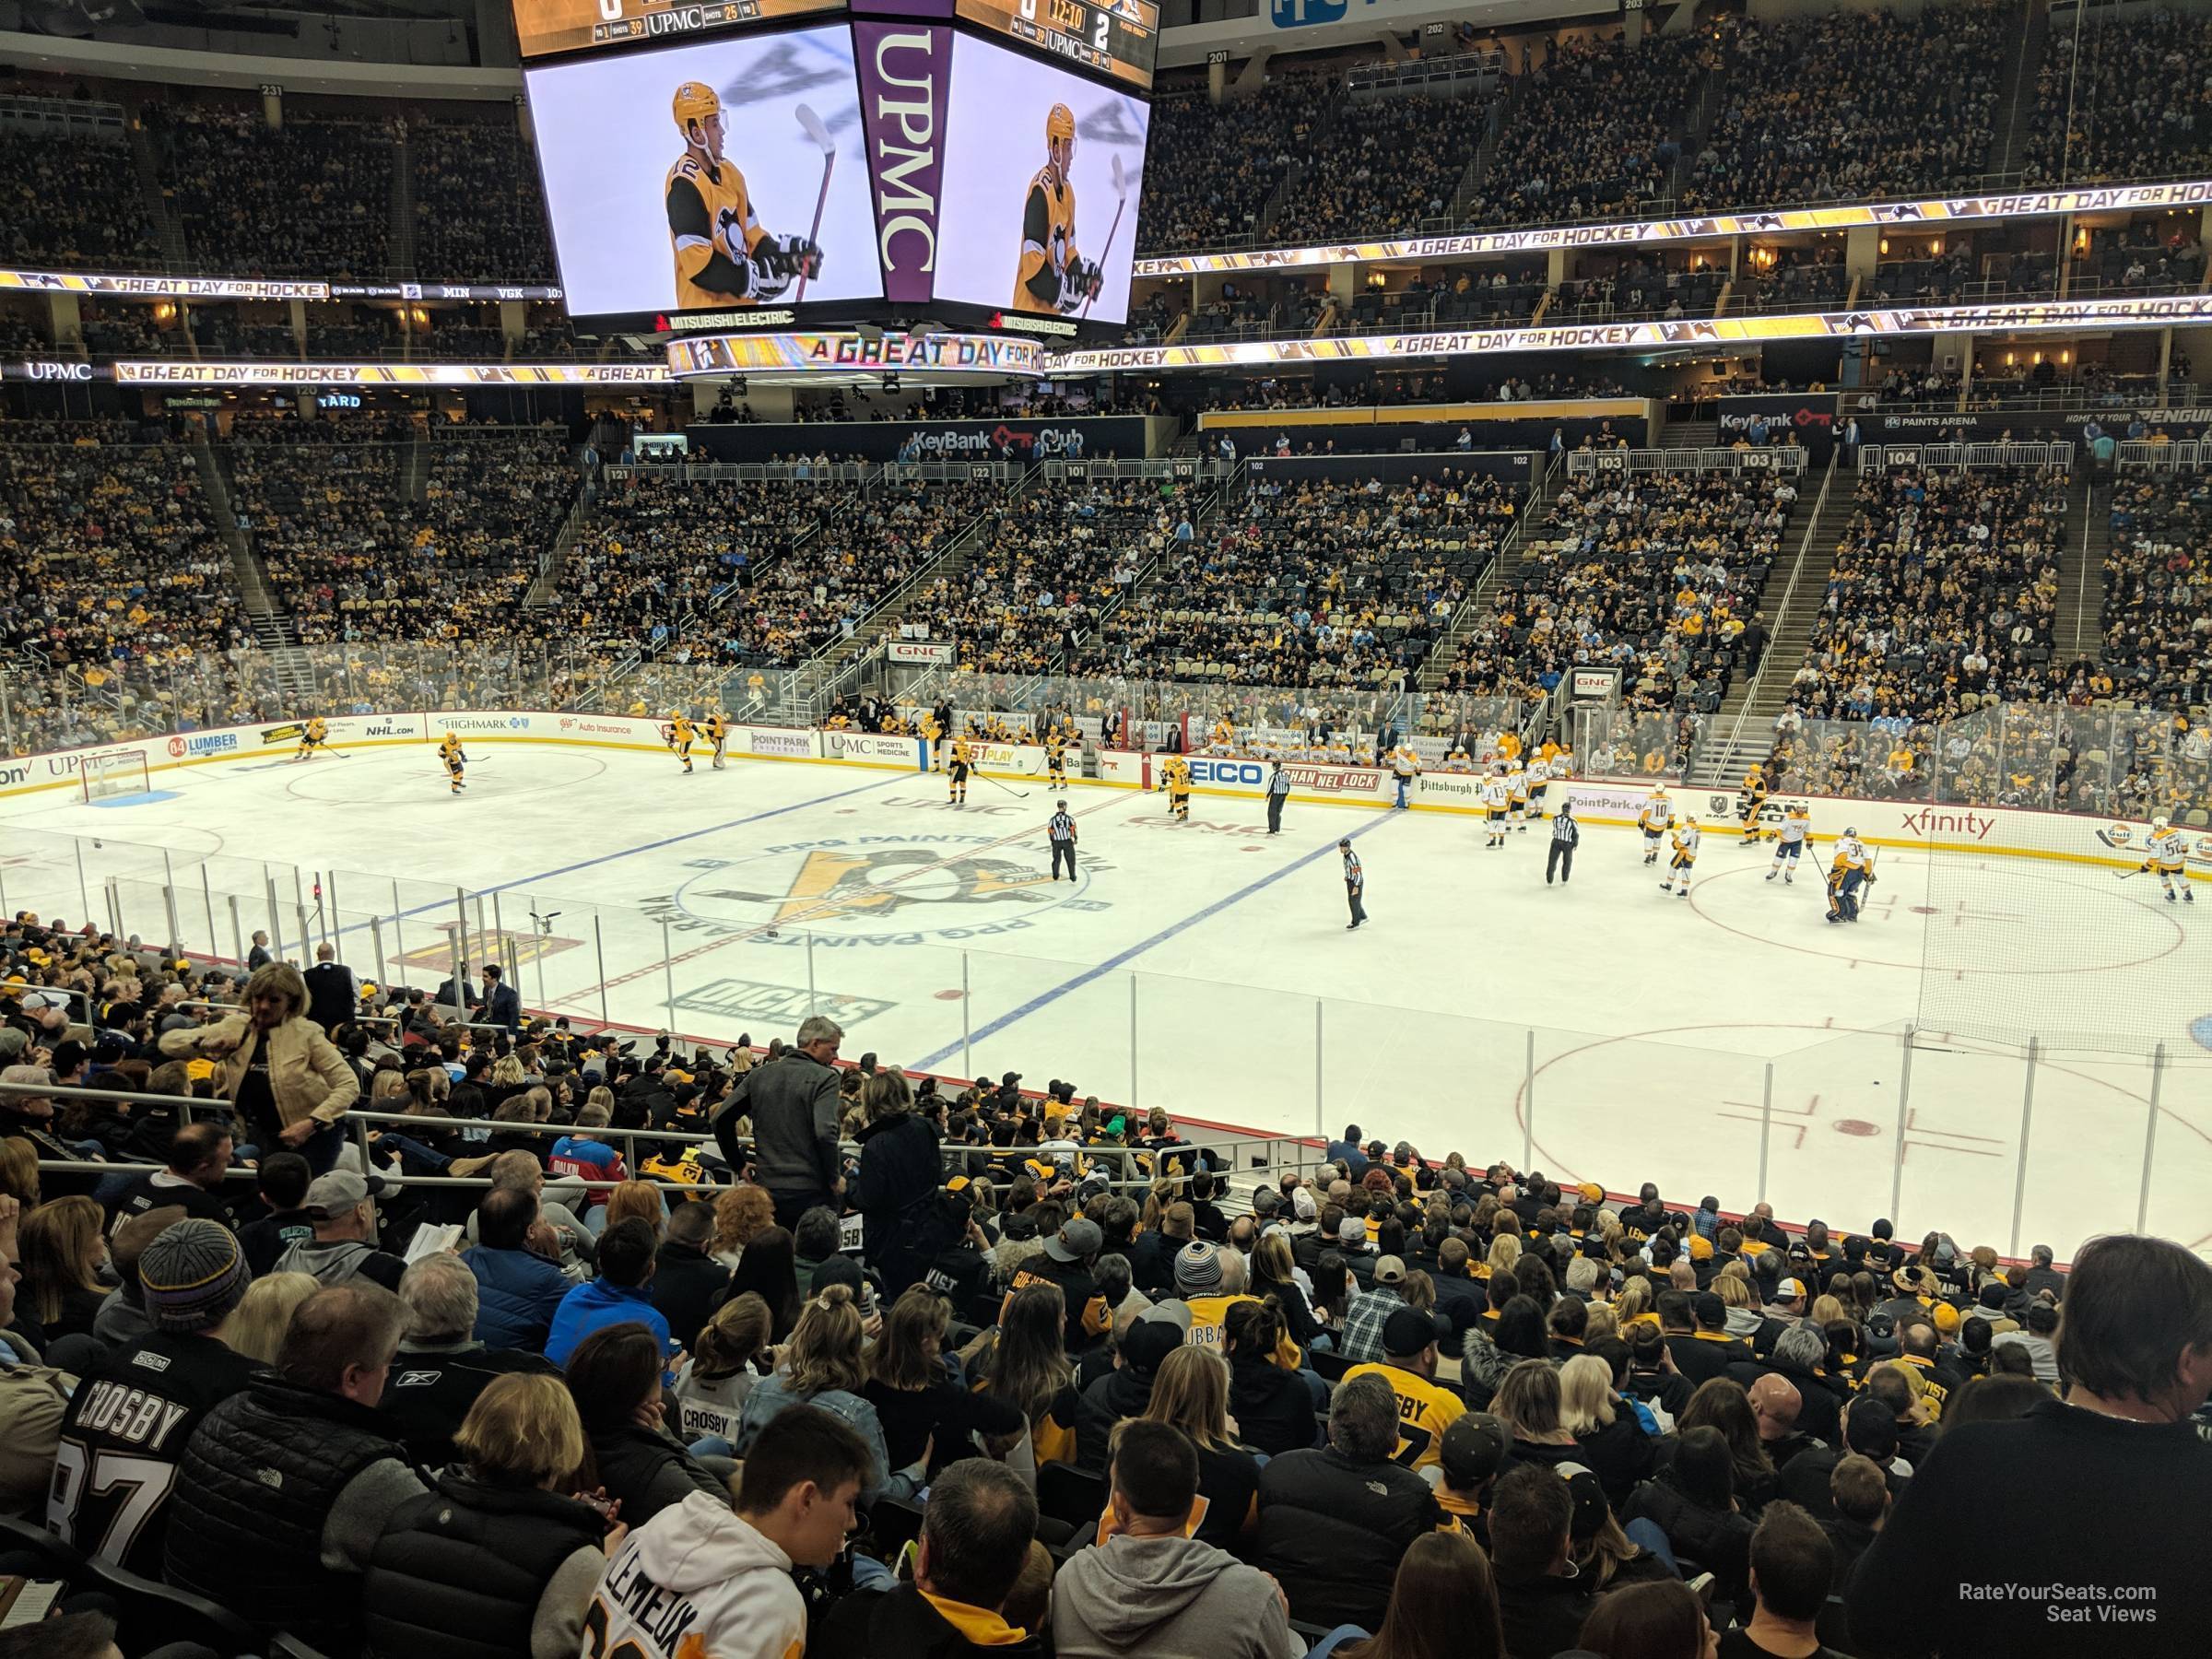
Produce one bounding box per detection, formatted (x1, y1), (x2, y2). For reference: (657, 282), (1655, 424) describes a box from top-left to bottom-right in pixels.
(509, 0), (847, 63)
(957, 0), (1159, 92)
(513, 0), (1159, 89)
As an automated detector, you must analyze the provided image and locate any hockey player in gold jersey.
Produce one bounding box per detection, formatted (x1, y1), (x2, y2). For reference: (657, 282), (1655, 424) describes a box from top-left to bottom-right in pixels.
(1013, 105), (1101, 315)
(438, 732), (467, 794)
(1159, 753), (1191, 821)
(947, 736), (972, 806)
(704, 710), (728, 771)
(1045, 729), (1070, 789)
(665, 83), (821, 311)
(669, 712), (695, 774)
(293, 716), (329, 762)
(1737, 762), (1769, 843)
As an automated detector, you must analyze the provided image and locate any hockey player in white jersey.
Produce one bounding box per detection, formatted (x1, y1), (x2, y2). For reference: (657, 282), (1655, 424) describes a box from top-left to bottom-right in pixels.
(1506, 758), (1530, 831)
(1481, 768), (1512, 847)
(1767, 804), (1811, 884)
(1638, 787), (1673, 866)
(1661, 814), (1700, 897)
(2139, 816), (2194, 902)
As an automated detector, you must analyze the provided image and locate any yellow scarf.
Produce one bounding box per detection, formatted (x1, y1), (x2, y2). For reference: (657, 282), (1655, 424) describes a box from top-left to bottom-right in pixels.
(919, 1592), (1028, 1647)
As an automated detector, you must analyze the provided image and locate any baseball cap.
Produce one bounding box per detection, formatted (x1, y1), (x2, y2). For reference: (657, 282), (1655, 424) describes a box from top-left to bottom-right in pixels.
(1440, 1413), (1507, 1488)
(1577, 1182), (1606, 1204)
(139, 1218), (251, 1334)
(303, 1170), (387, 1220)
(1558, 1464), (1609, 1542)
(1693, 1290), (1725, 1326)
(1776, 1277), (1806, 1301)
(1687, 1234), (1713, 1261)
(1121, 1306), (1188, 1372)
(1336, 1214), (1366, 1245)
(1932, 1301), (1961, 1335)
(1292, 1186), (1318, 1221)
(1042, 1217), (1102, 1265)
(1373, 1254), (1407, 1287)
(1382, 1306), (1439, 1358)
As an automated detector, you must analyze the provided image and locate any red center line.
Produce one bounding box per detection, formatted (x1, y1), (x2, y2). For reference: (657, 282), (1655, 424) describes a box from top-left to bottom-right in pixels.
(562, 791), (1134, 1006)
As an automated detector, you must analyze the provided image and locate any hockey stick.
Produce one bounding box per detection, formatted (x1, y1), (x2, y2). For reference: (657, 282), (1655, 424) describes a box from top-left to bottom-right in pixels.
(977, 768), (1030, 801)
(793, 103), (835, 306)
(2115, 865), (2148, 881)
(1078, 153), (1128, 320)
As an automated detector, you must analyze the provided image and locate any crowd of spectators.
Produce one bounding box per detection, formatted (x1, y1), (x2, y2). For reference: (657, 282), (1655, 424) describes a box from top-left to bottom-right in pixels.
(1463, 35), (1705, 229)
(1135, 75), (1329, 252)
(410, 118), (558, 285)
(2, 922), (2205, 1659)
(159, 108), (397, 280)
(2023, 6), (2212, 186)
(1553, 257), (1722, 324)
(1273, 88), (1493, 242)
(0, 428), (246, 754)
(236, 428), (577, 644)
(1075, 473), (1516, 689)
(566, 475), (835, 654)
(1444, 469), (1794, 713)
(1787, 464), (2065, 729)
(1686, 6), (2007, 213)
(912, 477), (1178, 676)
(0, 128), (163, 269)
(2100, 470), (2212, 709)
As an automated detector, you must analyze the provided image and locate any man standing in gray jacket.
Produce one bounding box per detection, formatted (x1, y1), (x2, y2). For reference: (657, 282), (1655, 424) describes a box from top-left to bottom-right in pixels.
(718, 1016), (845, 1229)
(1053, 1419), (1302, 1659)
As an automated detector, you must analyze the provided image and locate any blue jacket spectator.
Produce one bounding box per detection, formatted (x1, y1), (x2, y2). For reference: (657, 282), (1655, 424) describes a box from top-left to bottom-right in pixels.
(465, 1188), (572, 1352)
(546, 1217), (670, 1369)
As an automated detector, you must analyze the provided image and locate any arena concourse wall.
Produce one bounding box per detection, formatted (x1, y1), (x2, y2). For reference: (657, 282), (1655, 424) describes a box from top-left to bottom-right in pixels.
(6, 709), (2200, 879)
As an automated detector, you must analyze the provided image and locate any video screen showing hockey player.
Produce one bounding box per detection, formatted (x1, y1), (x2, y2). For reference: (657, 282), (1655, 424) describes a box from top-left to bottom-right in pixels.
(524, 26), (879, 317)
(935, 32), (1150, 325)
(666, 81), (823, 309)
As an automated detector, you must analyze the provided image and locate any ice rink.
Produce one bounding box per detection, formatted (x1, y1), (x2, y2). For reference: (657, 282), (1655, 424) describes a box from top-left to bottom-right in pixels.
(6, 738), (2210, 1263)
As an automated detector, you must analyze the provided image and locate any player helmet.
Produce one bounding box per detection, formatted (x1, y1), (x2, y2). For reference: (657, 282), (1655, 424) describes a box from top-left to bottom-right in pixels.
(1046, 102), (1077, 143)
(673, 82), (721, 135)
(1842, 825), (1857, 836)
(2153, 814), (2171, 830)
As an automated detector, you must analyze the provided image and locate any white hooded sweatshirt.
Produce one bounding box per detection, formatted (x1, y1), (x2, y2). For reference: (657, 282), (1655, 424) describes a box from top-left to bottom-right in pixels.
(587, 1491), (806, 1659)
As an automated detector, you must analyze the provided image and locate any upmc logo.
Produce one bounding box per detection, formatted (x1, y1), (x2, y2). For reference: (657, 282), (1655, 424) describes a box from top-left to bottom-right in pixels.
(856, 23), (947, 307)
(1271, 0), (1347, 26)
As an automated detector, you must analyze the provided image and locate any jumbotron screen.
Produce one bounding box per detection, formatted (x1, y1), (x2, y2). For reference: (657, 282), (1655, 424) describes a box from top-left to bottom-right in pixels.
(520, 14), (1151, 329)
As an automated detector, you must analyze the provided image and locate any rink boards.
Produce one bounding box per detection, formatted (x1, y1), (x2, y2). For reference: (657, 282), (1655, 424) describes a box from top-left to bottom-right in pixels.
(3, 707), (2199, 878)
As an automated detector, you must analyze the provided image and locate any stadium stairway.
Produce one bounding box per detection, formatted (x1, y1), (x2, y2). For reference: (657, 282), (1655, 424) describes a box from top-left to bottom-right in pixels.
(1661, 419), (1720, 450)
(790, 471), (1024, 685)
(525, 487), (597, 611)
(2057, 469), (2110, 665)
(125, 119), (189, 270)
(388, 126), (418, 279)
(1688, 454), (1853, 788)
(191, 436), (315, 697)
(1991, 0), (2053, 182)
(1413, 449), (1561, 689)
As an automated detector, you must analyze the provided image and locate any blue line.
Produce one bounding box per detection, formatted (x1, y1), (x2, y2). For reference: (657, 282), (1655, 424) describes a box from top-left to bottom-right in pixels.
(912, 814), (1397, 1072)
(330, 770), (910, 942)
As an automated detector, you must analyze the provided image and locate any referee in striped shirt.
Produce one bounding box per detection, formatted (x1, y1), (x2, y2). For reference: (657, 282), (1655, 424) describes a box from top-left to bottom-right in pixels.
(1340, 837), (1367, 930)
(1047, 800), (1078, 880)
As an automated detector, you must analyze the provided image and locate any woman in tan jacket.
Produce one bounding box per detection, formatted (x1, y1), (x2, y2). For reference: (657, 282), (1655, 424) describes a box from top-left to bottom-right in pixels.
(159, 961), (359, 1174)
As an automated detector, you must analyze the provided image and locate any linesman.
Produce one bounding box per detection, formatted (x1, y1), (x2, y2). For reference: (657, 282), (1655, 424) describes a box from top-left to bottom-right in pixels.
(1047, 800), (1078, 881)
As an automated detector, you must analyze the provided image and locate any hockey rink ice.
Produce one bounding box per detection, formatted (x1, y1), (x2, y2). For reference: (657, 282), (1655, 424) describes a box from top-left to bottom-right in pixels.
(6, 742), (2210, 1263)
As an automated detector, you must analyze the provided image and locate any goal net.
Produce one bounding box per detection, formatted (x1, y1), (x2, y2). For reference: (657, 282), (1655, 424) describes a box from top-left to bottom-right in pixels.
(80, 750), (150, 803)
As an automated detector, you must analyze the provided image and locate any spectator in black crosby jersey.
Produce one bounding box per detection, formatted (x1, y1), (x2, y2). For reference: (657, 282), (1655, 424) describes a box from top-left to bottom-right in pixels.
(47, 1218), (259, 1577)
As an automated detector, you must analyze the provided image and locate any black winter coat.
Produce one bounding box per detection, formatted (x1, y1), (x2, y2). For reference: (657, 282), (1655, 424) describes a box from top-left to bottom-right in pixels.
(855, 1111), (947, 1300)
(363, 1474), (605, 1659)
